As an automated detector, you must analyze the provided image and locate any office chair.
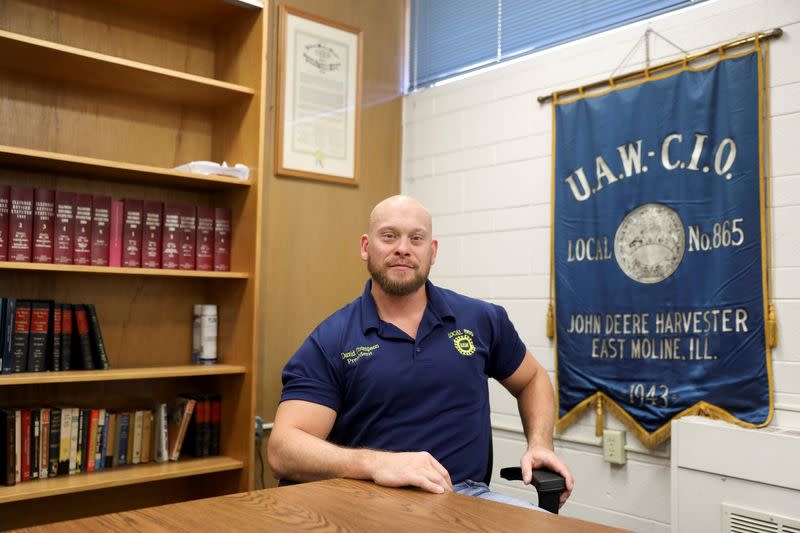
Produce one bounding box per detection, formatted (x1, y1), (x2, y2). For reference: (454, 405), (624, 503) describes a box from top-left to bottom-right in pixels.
(496, 467), (565, 514)
(486, 440), (567, 514)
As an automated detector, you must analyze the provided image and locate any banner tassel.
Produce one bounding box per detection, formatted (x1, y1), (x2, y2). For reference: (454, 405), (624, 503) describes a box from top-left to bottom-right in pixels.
(767, 303), (778, 347)
(546, 303), (554, 339)
(595, 396), (604, 437)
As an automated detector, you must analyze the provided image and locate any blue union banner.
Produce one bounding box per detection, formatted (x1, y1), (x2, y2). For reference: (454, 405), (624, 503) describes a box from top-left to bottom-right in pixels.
(553, 49), (773, 447)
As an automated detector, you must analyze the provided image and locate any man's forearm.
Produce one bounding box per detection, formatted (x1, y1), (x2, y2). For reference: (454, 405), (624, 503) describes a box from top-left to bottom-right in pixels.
(268, 425), (453, 493)
(268, 425), (375, 482)
(517, 365), (556, 449)
(506, 353), (574, 502)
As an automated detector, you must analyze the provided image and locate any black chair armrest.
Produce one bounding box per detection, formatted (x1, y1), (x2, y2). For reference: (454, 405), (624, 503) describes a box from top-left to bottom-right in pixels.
(499, 467), (566, 514)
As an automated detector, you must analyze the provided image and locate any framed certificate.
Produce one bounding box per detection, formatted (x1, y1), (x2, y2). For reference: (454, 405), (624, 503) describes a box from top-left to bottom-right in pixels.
(276, 6), (363, 186)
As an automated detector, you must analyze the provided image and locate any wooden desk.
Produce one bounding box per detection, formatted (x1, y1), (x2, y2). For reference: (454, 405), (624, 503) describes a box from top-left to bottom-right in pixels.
(17, 479), (630, 533)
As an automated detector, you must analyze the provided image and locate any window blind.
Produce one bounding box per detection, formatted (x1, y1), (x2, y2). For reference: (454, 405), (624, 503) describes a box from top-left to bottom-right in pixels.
(410, 0), (703, 90)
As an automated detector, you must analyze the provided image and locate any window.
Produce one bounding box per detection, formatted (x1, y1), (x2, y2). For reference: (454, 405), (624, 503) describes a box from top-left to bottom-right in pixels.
(409, 0), (704, 90)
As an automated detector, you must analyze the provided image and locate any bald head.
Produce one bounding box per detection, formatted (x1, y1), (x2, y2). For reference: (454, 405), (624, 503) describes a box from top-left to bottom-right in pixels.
(361, 195), (438, 296)
(368, 195), (433, 237)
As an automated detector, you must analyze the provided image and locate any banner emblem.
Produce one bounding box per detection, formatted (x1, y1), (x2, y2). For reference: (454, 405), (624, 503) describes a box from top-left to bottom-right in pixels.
(614, 203), (685, 284)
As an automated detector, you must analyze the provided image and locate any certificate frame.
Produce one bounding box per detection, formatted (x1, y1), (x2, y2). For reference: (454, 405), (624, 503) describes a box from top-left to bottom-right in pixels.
(276, 6), (363, 186)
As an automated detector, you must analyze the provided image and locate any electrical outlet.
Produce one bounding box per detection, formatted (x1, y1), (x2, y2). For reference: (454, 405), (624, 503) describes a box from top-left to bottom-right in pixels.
(603, 429), (627, 464)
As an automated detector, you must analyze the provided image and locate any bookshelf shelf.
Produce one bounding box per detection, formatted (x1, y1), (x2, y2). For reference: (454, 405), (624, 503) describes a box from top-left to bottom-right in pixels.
(0, 145), (253, 191)
(0, 365), (247, 386)
(0, 261), (249, 279)
(0, 30), (255, 108)
(113, 0), (263, 24)
(0, 457), (244, 504)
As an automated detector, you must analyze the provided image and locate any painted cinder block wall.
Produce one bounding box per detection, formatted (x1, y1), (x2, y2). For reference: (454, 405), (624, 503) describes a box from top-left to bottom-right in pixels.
(401, 0), (800, 530)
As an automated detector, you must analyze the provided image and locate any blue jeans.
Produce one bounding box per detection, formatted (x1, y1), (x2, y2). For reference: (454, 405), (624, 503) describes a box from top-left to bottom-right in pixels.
(453, 480), (547, 512)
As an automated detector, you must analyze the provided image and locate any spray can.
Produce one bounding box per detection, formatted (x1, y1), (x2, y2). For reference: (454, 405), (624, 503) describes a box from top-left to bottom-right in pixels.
(193, 304), (218, 364)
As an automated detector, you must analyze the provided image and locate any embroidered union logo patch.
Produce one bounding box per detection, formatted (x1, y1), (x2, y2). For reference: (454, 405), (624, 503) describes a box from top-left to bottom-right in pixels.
(454, 335), (476, 356)
(448, 329), (476, 356)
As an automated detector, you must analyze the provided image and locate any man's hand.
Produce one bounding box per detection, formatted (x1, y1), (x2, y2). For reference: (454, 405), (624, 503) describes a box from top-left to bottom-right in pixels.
(367, 451), (453, 494)
(520, 445), (574, 507)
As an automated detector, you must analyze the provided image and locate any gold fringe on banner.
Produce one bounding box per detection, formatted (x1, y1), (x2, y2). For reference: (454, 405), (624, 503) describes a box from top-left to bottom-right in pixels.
(763, 37), (778, 350)
(557, 393), (771, 449)
(595, 396), (604, 437)
(756, 35), (776, 423)
(555, 394), (596, 437)
(546, 91), (558, 342)
(767, 303), (778, 347)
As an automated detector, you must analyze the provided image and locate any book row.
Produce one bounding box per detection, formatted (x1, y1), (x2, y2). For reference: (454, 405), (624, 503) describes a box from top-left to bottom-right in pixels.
(0, 185), (231, 271)
(0, 298), (109, 374)
(0, 395), (220, 487)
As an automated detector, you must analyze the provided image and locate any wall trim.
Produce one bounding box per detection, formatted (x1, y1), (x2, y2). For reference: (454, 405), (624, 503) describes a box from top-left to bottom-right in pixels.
(491, 422), (671, 458)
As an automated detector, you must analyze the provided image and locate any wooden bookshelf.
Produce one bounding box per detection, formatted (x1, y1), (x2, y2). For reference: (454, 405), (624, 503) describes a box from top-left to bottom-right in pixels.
(0, 457), (244, 504)
(107, 0), (262, 24)
(0, 261), (250, 279)
(0, 0), (265, 527)
(0, 365), (247, 386)
(0, 29), (255, 108)
(0, 145), (253, 191)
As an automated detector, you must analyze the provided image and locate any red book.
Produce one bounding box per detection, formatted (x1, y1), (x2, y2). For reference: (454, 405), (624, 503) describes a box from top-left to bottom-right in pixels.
(161, 203), (180, 269)
(141, 201), (162, 269)
(179, 204), (196, 270)
(74, 306), (94, 370)
(51, 304), (62, 371)
(60, 305), (73, 371)
(26, 301), (50, 372)
(32, 188), (55, 263)
(0, 184), (9, 261)
(109, 200), (123, 267)
(90, 195), (111, 267)
(209, 395), (221, 456)
(122, 199), (143, 268)
(20, 410), (31, 482)
(196, 397), (211, 457)
(73, 193), (92, 265)
(213, 207), (231, 272)
(10, 302), (32, 373)
(9, 186), (34, 262)
(86, 410), (99, 472)
(196, 207), (214, 271)
(54, 191), (75, 265)
(192, 397), (210, 457)
(201, 398), (212, 456)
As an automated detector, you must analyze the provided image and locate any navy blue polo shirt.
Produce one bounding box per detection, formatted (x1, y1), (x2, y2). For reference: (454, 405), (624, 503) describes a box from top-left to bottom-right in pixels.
(280, 279), (527, 484)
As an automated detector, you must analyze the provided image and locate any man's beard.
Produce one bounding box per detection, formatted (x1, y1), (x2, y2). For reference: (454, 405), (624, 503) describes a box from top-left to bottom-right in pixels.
(368, 256), (429, 296)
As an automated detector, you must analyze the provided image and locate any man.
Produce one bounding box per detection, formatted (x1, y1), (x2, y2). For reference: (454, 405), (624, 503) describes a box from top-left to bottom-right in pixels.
(268, 195), (573, 509)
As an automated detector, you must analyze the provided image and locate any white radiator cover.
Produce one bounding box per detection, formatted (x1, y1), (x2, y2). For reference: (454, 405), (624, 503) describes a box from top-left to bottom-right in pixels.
(671, 417), (800, 533)
(722, 503), (800, 533)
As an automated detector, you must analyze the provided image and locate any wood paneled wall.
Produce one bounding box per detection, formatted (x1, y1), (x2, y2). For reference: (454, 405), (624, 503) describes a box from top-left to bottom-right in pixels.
(257, 0), (406, 482)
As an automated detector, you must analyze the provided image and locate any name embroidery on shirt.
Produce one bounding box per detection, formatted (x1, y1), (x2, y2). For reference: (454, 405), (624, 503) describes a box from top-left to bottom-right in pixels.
(340, 344), (380, 365)
(448, 329), (476, 356)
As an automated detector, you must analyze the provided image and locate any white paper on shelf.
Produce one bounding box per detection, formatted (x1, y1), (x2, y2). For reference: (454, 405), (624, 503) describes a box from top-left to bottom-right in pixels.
(174, 161), (250, 180)
(223, 0), (263, 9)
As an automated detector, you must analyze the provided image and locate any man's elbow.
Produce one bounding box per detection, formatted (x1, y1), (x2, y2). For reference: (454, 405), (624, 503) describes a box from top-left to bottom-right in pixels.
(266, 430), (289, 480)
